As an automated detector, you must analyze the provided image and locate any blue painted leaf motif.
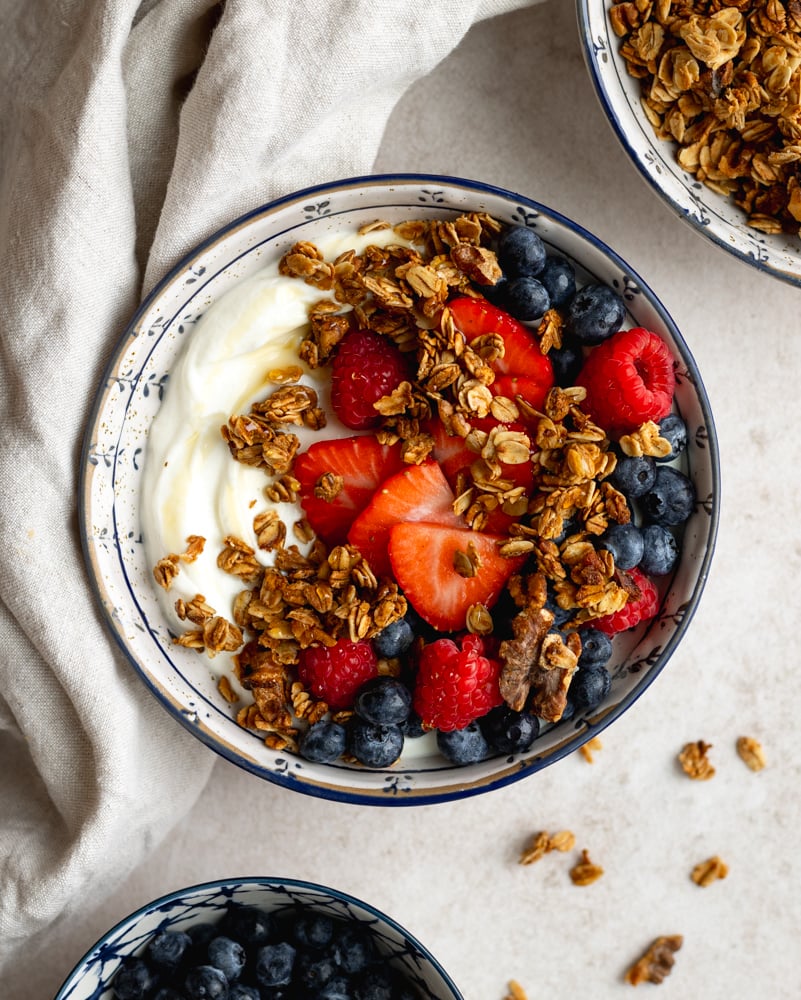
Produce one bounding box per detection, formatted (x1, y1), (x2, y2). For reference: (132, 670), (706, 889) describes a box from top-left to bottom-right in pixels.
(145, 315), (167, 337)
(627, 643), (664, 674)
(511, 205), (540, 228)
(87, 444), (117, 468)
(418, 188), (445, 204)
(382, 774), (413, 794)
(644, 148), (664, 176)
(694, 423), (708, 450)
(593, 33), (608, 63)
(303, 200), (331, 220)
(673, 365), (696, 388)
(184, 264), (207, 285)
(698, 490), (715, 516)
(141, 372), (169, 401)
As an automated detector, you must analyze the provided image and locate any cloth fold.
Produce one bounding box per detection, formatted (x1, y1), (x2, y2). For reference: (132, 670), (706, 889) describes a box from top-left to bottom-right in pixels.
(0, 0), (537, 971)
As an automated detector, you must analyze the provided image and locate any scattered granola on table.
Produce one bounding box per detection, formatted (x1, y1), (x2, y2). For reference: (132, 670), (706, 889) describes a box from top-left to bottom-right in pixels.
(579, 735), (603, 762)
(609, 0), (801, 237)
(503, 981), (529, 1000)
(518, 829), (576, 865)
(569, 848), (605, 886)
(625, 935), (683, 986)
(678, 738), (716, 779)
(691, 854), (729, 886)
(736, 734), (767, 770)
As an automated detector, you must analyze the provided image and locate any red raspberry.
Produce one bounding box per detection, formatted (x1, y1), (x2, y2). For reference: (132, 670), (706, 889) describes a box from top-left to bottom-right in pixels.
(330, 329), (411, 430)
(576, 327), (675, 436)
(413, 634), (503, 732)
(593, 567), (660, 635)
(297, 638), (378, 709)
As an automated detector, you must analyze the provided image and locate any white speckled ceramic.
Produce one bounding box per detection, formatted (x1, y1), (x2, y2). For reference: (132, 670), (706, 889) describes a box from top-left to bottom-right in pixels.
(80, 174), (720, 805)
(54, 877), (463, 1000)
(577, 0), (801, 286)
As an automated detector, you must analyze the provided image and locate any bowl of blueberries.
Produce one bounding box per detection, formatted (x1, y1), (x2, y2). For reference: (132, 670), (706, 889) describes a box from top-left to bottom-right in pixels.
(82, 173), (720, 805)
(54, 876), (463, 1000)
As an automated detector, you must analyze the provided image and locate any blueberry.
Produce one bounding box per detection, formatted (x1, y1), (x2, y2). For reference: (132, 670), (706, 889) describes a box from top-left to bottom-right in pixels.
(548, 336), (584, 387)
(656, 413), (688, 463)
(502, 276), (551, 321)
(221, 903), (273, 946)
(293, 912), (336, 950)
(539, 255), (576, 307)
(639, 523), (679, 576)
(609, 454), (656, 499)
(577, 628), (613, 670)
(256, 942), (297, 988)
(497, 224), (547, 277)
(599, 522), (644, 570)
(316, 975), (353, 1000)
(401, 711), (426, 738)
(184, 964), (228, 999)
(208, 935), (246, 982)
(188, 922), (220, 952)
(480, 705), (540, 754)
(567, 283), (626, 345)
(354, 676), (412, 726)
(299, 720), (348, 763)
(570, 667), (612, 712)
(113, 958), (155, 1000)
(333, 923), (377, 974)
(228, 987), (260, 1000)
(152, 989), (183, 1000)
(347, 718), (404, 768)
(372, 618), (414, 658)
(296, 946), (338, 990)
(354, 966), (394, 1000)
(641, 466), (695, 525)
(436, 721), (489, 765)
(147, 929), (192, 972)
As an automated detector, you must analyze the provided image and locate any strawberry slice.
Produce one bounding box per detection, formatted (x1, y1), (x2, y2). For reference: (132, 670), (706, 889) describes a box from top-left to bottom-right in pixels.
(347, 459), (464, 578)
(425, 416), (534, 533)
(388, 523), (526, 632)
(294, 436), (405, 546)
(448, 296), (554, 410)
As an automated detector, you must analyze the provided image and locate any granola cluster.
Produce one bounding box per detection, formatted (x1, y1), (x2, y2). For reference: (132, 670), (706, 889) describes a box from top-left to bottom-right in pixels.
(610, 0), (801, 236)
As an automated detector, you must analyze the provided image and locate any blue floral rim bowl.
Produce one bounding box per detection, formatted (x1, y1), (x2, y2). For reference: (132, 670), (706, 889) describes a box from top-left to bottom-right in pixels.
(577, 0), (801, 286)
(53, 876), (463, 1000)
(80, 173), (720, 806)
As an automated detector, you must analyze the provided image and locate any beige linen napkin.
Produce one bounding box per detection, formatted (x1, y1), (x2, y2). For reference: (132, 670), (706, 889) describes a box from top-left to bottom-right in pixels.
(0, 0), (539, 973)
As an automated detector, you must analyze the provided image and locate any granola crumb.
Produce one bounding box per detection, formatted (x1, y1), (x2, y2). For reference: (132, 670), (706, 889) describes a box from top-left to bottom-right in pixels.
(678, 739), (715, 780)
(624, 935), (683, 986)
(503, 981), (528, 1000)
(691, 855), (729, 887)
(217, 674), (239, 704)
(579, 735), (603, 763)
(736, 735), (766, 772)
(569, 848), (604, 886)
(518, 829), (576, 865)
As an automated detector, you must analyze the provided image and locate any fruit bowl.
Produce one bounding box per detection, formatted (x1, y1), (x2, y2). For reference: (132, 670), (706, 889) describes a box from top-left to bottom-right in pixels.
(54, 877), (462, 1000)
(80, 173), (720, 804)
(577, 0), (801, 286)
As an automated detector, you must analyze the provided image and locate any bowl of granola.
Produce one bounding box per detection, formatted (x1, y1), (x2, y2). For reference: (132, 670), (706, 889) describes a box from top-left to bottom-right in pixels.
(54, 876), (463, 1000)
(578, 0), (801, 285)
(80, 173), (719, 804)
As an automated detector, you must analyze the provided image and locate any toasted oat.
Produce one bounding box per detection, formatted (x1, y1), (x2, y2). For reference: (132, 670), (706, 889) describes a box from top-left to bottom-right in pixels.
(569, 848), (604, 886)
(678, 739), (716, 779)
(217, 674), (239, 703)
(691, 855), (729, 887)
(518, 829), (576, 865)
(624, 935), (683, 986)
(579, 736), (604, 763)
(503, 980), (528, 1000)
(736, 735), (766, 771)
(619, 420), (673, 458)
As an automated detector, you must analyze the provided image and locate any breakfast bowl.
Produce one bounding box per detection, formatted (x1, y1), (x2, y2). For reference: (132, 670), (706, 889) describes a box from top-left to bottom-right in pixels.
(577, 0), (801, 286)
(80, 173), (720, 805)
(54, 876), (462, 1000)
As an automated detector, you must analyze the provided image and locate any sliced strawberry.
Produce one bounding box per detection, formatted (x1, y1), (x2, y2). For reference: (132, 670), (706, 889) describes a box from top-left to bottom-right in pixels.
(448, 296), (554, 403)
(347, 459), (465, 578)
(425, 416), (534, 533)
(294, 436), (405, 546)
(388, 523), (526, 632)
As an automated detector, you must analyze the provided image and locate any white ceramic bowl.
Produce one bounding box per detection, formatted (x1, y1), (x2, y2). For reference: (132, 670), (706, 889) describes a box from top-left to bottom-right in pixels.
(80, 173), (720, 805)
(577, 0), (801, 286)
(54, 877), (462, 1000)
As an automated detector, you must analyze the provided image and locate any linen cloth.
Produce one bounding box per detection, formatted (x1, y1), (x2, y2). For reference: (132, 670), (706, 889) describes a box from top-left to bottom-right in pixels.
(0, 0), (540, 972)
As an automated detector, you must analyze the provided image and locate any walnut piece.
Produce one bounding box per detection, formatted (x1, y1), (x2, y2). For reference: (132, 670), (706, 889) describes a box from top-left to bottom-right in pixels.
(678, 739), (715, 779)
(625, 935), (683, 986)
(736, 735), (766, 771)
(691, 855), (729, 887)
